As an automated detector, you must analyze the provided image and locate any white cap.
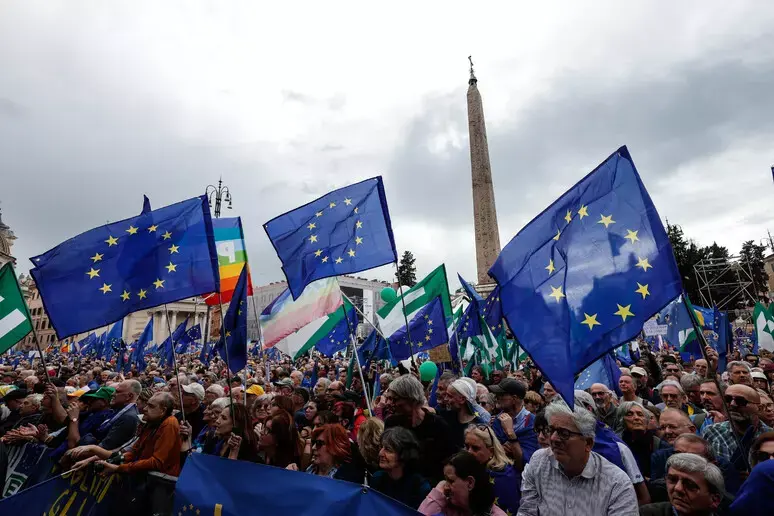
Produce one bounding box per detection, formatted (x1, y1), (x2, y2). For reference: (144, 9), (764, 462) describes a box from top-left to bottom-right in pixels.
(631, 366), (648, 377)
(181, 383), (205, 401)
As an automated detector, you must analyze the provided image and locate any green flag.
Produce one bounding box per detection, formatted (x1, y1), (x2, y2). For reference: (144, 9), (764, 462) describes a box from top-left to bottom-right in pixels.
(0, 263), (33, 354)
(377, 265), (452, 339)
(754, 302), (774, 353)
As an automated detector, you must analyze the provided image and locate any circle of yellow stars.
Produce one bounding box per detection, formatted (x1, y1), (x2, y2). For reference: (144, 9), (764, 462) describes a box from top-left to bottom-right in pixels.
(543, 203), (655, 331)
(87, 223), (181, 302)
(306, 196), (365, 265)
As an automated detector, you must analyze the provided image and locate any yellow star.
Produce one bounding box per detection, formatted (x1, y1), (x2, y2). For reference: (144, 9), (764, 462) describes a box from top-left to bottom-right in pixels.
(636, 257), (652, 271)
(137, 289), (147, 299)
(169, 244), (180, 254)
(598, 214), (615, 228)
(314, 249), (323, 257)
(635, 283), (650, 299)
(162, 231), (172, 240)
(309, 235), (318, 243)
(347, 249), (355, 257)
(546, 260), (555, 274)
(614, 304), (635, 321)
(428, 328), (433, 334)
(335, 257), (343, 264)
(126, 225), (138, 235)
(307, 222), (316, 231)
(90, 252), (103, 262)
(343, 198), (352, 205)
(147, 225), (158, 233)
(425, 335), (431, 341)
(329, 201), (336, 208)
(564, 210), (572, 224)
(578, 205), (589, 219)
(153, 278), (165, 289)
(489, 476), (495, 484)
(356, 220), (363, 229)
(99, 283), (112, 294)
(553, 229), (561, 241)
(624, 229), (639, 244)
(86, 268), (100, 279)
(315, 211), (323, 217)
(581, 313), (601, 330)
(355, 236), (363, 245)
(166, 262), (177, 273)
(225, 331), (231, 338)
(121, 290), (130, 301)
(354, 207), (359, 214)
(105, 235), (118, 247)
(321, 256), (329, 263)
(189, 505), (194, 511)
(428, 320), (433, 326)
(548, 285), (565, 303)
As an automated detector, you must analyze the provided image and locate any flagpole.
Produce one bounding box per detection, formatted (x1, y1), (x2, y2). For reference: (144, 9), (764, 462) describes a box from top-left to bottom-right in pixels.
(394, 274), (419, 371)
(163, 304), (186, 422)
(341, 304), (373, 414)
(9, 266), (53, 384)
(340, 292), (390, 342)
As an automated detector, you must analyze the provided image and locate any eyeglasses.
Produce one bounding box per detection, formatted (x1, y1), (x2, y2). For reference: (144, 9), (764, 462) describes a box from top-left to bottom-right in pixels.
(544, 426), (584, 441)
(534, 426), (547, 436)
(724, 395), (758, 408)
(661, 393), (681, 400)
(753, 451), (774, 463)
(477, 399), (490, 406)
(590, 391), (608, 398)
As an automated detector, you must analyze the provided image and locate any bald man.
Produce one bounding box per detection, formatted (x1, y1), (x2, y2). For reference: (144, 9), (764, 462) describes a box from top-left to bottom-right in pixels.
(702, 384), (772, 473)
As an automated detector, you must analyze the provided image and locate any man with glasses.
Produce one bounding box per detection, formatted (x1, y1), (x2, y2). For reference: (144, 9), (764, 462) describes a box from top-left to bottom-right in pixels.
(639, 453), (725, 516)
(658, 409), (697, 446)
(590, 383), (617, 428)
(702, 384), (772, 473)
(488, 378), (538, 466)
(519, 402), (638, 515)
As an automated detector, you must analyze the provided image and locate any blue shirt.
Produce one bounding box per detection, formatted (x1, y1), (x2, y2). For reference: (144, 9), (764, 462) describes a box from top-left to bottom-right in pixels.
(491, 406), (539, 464)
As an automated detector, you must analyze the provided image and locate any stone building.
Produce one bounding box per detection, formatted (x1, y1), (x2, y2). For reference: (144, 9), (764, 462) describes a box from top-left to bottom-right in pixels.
(0, 206), (17, 268)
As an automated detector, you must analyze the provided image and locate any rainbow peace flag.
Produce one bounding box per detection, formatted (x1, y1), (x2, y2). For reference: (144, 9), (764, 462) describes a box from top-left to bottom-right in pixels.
(206, 217), (253, 305)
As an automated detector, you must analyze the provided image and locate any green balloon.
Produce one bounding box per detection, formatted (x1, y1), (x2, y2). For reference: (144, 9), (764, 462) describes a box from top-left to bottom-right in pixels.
(381, 287), (398, 303)
(419, 361), (438, 382)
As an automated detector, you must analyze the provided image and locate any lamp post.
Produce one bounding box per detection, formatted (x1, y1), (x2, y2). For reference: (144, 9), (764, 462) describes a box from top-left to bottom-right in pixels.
(205, 178), (232, 219)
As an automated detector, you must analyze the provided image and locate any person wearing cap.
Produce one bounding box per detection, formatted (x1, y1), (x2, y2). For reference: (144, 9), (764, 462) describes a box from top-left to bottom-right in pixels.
(0, 389), (28, 436)
(245, 384), (265, 407)
(274, 377), (294, 397)
(752, 371), (770, 394)
(51, 387), (115, 462)
(489, 378), (538, 467)
(177, 383), (207, 442)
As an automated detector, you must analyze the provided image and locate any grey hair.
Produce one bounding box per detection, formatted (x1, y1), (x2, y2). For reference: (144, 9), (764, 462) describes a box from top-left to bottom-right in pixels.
(125, 379), (142, 396)
(206, 384), (226, 398)
(656, 380), (684, 394)
(379, 373), (393, 385)
(210, 397), (231, 410)
(680, 374), (703, 391)
(666, 453), (725, 494)
(613, 401), (650, 434)
(673, 434), (712, 460)
(387, 375), (426, 406)
(574, 390), (596, 412)
(727, 361), (752, 374)
(439, 371), (458, 384)
(26, 394), (43, 407)
(153, 392), (175, 412)
(315, 377), (331, 389)
(545, 400), (597, 440)
(381, 426), (421, 466)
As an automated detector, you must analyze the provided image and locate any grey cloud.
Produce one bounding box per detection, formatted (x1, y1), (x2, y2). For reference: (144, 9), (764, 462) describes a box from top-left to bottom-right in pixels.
(0, 98), (24, 118)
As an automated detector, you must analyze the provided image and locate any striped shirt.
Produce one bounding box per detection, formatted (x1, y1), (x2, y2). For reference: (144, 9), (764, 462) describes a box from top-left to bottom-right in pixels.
(518, 448), (638, 516)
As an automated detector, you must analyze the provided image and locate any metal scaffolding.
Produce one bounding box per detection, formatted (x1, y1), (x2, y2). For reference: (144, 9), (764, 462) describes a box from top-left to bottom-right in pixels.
(693, 254), (759, 310)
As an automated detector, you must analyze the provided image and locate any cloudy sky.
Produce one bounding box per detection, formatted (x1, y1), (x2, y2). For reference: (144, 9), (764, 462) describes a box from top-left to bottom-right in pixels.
(2, 1), (773, 290)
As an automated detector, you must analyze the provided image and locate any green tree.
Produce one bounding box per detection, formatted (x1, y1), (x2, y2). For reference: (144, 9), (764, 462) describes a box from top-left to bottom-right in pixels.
(396, 250), (417, 287)
(740, 240), (769, 304)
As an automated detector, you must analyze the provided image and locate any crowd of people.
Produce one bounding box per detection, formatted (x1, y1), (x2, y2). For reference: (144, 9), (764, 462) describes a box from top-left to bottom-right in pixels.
(1, 343), (774, 515)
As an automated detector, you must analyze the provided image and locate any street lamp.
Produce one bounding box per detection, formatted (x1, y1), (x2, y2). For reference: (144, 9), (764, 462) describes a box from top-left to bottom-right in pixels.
(205, 178), (232, 219)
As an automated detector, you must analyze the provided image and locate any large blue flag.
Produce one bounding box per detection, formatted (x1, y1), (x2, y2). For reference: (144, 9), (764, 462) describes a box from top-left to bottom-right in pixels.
(481, 285), (504, 337)
(264, 177), (397, 299)
(77, 332), (97, 355)
(103, 318), (124, 361)
(575, 352), (622, 394)
(713, 307), (731, 372)
(159, 318), (188, 368)
(176, 324), (202, 354)
(30, 195), (219, 338)
(489, 146), (681, 405)
(199, 340), (211, 365)
(314, 304), (358, 357)
(173, 453), (418, 516)
(357, 328), (391, 367)
(132, 316), (153, 372)
(389, 296), (449, 361)
(658, 296), (704, 360)
(220, 264), (249, 372)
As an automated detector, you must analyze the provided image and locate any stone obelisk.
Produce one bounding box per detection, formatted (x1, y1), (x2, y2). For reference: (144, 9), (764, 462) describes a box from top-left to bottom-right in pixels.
(467, 57), (501, 285)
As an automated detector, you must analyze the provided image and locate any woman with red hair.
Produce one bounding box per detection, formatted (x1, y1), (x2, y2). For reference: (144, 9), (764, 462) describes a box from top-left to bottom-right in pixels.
(294, 423), (365, 483)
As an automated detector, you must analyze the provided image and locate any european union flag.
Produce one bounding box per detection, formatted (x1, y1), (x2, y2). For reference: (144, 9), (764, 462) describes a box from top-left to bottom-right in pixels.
(176, 324), (202, 353)
(489, 146), (681, 405)
(77, 332), (97, 355)
(357, 328), (391, 367)
(104, 318), (123, 361)
(159, 318), (188, 368)
(389, 296), (449, 361)
(30, 195), (219, 338)
(220, 264), (249, 372)
(575, 352), (622, 394)
(133, 316), (153, 372)
(264, 177), (397, 299)
(314, 304), (358, 357)
(482, 285), (504, 337)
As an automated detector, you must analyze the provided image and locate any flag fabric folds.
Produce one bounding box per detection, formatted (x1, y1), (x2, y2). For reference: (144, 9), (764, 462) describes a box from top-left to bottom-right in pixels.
(206, 217), (253, 305)
(159, 318), (188, 368)
(575, 352), (622, 393)
(388, 296), (449, 361)
(176, 324), (202, 354)
(174, 452), (418, 516)
(357, 329), (391, 367)
(132, 316), (153, 372)
(260, 277), (343, 348)
(377, 264), (453, 339)
(753, 302), (774, 353)
(313, 303), (358, 357)
(0, 263), (32, 354)
(104, 319), (124, 361)
(220, 264), (249, 372)
(271, 298), (356, 360)
(77, 332), (97, 355)
(489, 146), (682, 405)
(30, 195), (219, 339)
(264, 177), (398, 299)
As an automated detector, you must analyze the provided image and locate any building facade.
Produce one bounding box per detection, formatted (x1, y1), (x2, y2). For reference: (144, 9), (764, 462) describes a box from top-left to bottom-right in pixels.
(0, 207), (17, 268)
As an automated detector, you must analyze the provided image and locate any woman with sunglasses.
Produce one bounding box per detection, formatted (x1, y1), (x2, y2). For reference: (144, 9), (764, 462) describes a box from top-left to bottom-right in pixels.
(250, 394), (272, 434)
(370, 427), (431, 509)
(464, 424), (520, 515)
(292, 423), (363, 483)
(419, 451), (506, 516)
